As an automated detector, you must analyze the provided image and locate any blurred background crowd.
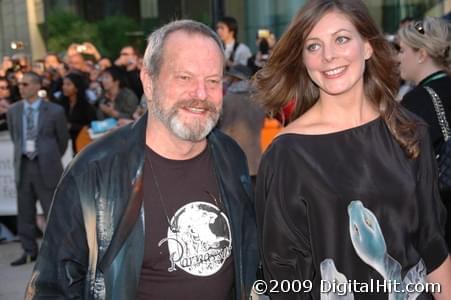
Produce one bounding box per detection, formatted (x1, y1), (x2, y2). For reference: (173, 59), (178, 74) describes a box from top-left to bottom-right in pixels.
(0, 14), (281, 155)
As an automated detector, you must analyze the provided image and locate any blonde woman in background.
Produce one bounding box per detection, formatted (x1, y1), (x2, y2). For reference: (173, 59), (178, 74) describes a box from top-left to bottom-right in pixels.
(399, 16), (451, 249)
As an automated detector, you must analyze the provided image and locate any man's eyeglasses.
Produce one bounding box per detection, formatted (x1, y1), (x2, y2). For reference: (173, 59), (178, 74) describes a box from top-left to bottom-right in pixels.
(19, 82), (30, 87)
(414, 21), (425, 35)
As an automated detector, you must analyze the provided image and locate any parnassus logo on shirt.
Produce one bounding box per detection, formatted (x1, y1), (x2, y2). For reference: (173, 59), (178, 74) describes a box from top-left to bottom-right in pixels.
(158, 201), (232, 277)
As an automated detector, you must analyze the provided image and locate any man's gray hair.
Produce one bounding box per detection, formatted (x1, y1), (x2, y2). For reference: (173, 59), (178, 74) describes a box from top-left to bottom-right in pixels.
(142, 19), (224, 78)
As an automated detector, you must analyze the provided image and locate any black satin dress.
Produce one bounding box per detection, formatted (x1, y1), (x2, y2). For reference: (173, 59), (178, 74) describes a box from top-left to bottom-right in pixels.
(255, 117), (449, 299)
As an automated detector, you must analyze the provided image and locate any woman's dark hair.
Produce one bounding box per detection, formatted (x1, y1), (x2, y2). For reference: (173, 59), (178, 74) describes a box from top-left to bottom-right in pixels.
(102, 66), (128, 89)
(64, 72), (89, 104)
(2, 74), (20, 102)
(253, 0), (420, 158)
(0, 76), (12, 99)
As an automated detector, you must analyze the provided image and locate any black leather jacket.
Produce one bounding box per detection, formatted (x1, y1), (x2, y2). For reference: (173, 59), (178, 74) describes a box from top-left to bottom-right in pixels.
(26, 114), (258, 299)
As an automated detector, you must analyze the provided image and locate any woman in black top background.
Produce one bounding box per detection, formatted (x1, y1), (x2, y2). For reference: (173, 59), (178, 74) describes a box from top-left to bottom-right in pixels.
(57, 72), (96, 154)
(398, 16), (451, 248)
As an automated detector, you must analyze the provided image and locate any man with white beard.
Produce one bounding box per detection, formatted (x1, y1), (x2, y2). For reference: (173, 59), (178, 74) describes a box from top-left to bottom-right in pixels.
(26, 20), (258, 300)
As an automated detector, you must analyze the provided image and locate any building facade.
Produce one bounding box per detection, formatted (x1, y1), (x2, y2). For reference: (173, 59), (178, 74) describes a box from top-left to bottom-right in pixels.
(0, 0), (46, 60)
(0, 0), (449, 61)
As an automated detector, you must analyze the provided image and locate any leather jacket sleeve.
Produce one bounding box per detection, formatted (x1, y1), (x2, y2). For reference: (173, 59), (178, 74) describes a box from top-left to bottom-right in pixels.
(26, 172), (89, 299)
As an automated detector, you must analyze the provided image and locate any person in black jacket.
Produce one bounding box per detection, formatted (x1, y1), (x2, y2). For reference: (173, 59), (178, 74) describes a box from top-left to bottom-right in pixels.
(114, 45), (143, 98)
(7, 72), (69, 266)
(26, 20), (258, 300)
(399, 16), (451, 248)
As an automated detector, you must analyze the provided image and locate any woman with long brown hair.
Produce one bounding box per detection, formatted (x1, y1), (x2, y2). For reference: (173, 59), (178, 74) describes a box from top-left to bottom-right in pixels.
(254, 0), (451, 298)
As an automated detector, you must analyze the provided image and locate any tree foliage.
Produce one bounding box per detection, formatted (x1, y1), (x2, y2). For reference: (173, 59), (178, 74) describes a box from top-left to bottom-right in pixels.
(97, 16), (143, 57)
(46, 11), (142, 59)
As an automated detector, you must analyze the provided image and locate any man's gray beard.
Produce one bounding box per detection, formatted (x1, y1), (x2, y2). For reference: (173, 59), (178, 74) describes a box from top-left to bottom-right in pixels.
(149, 87), (220, 142)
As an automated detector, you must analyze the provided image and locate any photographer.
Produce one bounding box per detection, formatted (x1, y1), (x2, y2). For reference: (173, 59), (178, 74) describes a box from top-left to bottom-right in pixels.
(248, 29), (276, 74)
(43, 53), (66, 101)
(65, 42), (101, 75)
(114, 46), (143, 98)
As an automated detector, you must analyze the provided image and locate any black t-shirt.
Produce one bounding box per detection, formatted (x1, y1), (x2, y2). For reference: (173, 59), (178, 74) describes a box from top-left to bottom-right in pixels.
(136, 145), (234, 300)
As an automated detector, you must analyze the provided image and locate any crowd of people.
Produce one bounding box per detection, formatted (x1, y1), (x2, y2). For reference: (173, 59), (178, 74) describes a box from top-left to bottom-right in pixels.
(0, 16), (275, 154)
(0, 0), (450, 299)
(0, 42), (146, 144)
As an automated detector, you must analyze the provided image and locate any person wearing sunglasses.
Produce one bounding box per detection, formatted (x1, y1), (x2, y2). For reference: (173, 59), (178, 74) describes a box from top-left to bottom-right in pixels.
(398, 17), (451, 249)
(6, 71), (69, 266)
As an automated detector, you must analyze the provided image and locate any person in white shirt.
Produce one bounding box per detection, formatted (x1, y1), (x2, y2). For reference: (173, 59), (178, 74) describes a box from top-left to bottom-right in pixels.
(216, 16), (252, 69)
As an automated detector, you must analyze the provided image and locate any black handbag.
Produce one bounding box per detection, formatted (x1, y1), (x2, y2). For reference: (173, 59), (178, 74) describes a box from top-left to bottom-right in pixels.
(424, 86), (451, 193)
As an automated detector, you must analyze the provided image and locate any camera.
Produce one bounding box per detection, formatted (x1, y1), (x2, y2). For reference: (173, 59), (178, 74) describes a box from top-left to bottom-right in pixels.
(37, 89), (47, 99)
(10, 41), (24, 50)
(76, 45), (87, 53)
(259, 38), (270, 55)
(258, 29), (270, 39)
(33, 62), (45, 73)
(11, 59), (22, 72)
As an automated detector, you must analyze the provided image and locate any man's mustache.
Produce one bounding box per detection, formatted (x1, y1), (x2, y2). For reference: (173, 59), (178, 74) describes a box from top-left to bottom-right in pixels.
(174, 99), (219, 114)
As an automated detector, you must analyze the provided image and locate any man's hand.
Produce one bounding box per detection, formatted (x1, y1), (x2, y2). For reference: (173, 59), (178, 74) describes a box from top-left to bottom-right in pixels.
(100, 103), (119, 118)
(67, 42), (101, 61)
(82, 42), (101, 61)
(117, 118), (134, 127)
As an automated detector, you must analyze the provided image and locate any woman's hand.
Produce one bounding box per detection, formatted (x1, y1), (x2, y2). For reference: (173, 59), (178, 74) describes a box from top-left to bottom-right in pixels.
(427, 255), (451, 300)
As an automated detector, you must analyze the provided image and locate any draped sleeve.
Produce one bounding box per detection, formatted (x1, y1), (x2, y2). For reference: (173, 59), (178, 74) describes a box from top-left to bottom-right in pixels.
(415, 125), (449, 272)
(255, 142), (314, 299)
